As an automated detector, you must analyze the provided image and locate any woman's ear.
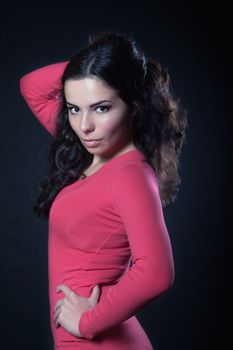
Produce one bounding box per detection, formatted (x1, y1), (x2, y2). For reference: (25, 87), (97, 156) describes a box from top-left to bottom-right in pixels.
(128, 112), (136, 128)
(129, 106), (137, 118)
(131, 109), (138, 122)
(128, 104), (137, 125)
(130, 102), (139, 118)
(131, 109), (137, 116)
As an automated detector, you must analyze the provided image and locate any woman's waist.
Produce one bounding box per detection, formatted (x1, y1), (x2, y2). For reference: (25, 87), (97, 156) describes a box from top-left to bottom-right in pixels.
(52, 314), (146, 347)
(50, 277), (119, 307)
(48, 263), (130, 297)
(50, 282), (119, 345)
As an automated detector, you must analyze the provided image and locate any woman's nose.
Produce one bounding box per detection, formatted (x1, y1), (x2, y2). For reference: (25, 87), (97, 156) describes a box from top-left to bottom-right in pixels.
(79, 114), (95, 133)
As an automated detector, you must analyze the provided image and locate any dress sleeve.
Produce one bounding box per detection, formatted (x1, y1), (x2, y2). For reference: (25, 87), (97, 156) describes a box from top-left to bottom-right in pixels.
(19, 61), (69, 136)
(78, 163), (175, 339)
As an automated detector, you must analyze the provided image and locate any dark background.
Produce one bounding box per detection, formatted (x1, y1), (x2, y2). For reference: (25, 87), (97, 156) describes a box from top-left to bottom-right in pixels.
(0, 1), (231, 349)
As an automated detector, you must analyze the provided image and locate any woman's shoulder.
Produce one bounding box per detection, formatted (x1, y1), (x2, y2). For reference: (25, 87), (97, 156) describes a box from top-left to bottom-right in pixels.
(112, 157), (158, 188)
(110, 158), (160, 210)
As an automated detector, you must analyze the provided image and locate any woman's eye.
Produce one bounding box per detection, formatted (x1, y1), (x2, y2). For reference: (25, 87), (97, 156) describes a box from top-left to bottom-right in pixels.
(68, 107), (79, 115)
(96, 105), (110, 113)
(67, 105), (110, 115)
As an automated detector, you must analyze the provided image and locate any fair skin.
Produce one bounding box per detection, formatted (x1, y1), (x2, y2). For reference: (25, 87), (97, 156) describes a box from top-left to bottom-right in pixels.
(54, 76), (136, 337)
(54, 284), (101, 337)
(64, 76), (137, 173)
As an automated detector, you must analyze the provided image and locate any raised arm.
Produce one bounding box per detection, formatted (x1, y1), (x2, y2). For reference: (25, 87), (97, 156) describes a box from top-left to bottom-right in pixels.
(19, 61), (69, 136)
(78, 163), (175, 339)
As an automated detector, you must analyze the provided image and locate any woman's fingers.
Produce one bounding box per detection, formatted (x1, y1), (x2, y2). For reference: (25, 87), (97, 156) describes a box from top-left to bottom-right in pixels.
(89, 285), (101, 306)
(52, 283), (102, 336)
(54, 298), (63, 313)
(54, 305), (61, 327)
(56, 284), (78, 299)
(54, 299), (64, 327)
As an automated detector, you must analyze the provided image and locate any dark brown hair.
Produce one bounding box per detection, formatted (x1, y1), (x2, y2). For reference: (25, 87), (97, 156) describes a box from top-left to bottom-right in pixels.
(33, 30), (188, 219)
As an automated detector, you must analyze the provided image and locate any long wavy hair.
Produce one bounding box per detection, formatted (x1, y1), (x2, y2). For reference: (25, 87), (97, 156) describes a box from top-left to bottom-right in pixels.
(33, 30), (188, 219)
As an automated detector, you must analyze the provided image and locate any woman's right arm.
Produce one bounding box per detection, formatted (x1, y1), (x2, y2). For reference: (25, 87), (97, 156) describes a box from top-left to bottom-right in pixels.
(19, 61), (69, 136)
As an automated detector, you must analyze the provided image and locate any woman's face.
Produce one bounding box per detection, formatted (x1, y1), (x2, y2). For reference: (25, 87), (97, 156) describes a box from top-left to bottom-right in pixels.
(64, 77), (135, 162)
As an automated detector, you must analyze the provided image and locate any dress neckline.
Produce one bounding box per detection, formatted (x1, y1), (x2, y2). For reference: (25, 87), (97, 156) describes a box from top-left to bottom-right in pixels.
(78, 148), (146, 184)
(53, 148), (147, 203)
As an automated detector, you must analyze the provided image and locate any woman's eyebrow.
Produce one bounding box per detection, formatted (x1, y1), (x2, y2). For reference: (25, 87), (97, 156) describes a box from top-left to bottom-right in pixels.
(66, 100), (112, 108)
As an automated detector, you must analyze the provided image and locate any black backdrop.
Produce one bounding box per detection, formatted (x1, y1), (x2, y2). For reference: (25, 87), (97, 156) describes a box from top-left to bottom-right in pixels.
(0, 1), (231, 349)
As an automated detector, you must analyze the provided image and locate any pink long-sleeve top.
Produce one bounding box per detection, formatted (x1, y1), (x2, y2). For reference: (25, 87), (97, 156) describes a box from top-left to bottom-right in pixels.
(19, 61), (175, 345)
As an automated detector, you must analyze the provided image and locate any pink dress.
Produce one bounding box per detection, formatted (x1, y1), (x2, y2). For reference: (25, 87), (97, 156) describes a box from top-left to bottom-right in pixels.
(19, 61), (175, 350)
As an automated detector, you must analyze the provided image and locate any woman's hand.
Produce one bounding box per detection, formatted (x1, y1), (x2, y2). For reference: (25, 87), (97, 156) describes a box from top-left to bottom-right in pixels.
(54, 284), (101, 337)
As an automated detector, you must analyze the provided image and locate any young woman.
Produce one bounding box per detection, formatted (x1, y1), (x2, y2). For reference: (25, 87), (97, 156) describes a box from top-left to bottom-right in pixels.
(19, 31), (188, 350)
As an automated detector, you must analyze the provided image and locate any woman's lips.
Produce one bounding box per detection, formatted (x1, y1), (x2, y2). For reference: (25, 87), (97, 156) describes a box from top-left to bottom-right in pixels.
(82, 139), (102, 147)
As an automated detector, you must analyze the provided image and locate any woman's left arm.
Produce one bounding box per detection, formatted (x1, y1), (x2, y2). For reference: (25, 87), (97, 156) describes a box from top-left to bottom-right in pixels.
(19, 61), (69, 135)
(78, 163), (175, 339)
